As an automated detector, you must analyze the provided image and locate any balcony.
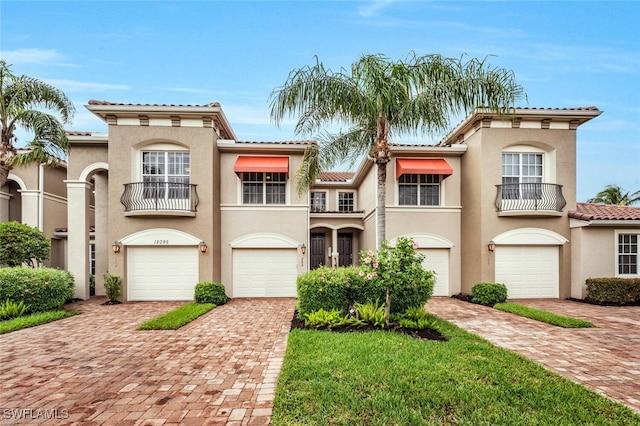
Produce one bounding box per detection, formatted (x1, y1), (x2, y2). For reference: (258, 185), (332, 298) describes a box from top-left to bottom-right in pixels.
(121, 182), (199, 216)
(495, 183), (566, 216)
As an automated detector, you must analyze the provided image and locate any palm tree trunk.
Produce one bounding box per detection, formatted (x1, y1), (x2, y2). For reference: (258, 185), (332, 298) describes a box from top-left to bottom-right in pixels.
(376, 161), (387, 247)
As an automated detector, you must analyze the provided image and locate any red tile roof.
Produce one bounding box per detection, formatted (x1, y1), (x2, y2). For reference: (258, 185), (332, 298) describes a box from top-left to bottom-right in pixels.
(88, 100), (221, 107)
(569, 203), (640, 221)
(318, 171), (355, 182)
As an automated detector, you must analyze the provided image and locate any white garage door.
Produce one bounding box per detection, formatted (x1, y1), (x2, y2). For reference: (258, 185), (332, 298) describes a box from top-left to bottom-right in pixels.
(233, 249), (297, 297)
(495, 246), (559, 298)
(127, 246), (199, 301)
(419, 249), (450, 296)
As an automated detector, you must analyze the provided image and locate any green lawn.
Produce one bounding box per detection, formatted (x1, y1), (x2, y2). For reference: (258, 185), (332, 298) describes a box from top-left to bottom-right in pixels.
(494, 303), (594, 328)
(273, 317), (639, 425)
(137, 302), (215, 330)
(0, 310), (80, 334)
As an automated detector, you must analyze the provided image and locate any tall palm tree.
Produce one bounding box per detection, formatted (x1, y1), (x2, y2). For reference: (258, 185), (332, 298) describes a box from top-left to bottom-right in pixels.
(270, 52), (525, 245)
(0, 60), (74, 187)
(587, 185), (640, 206)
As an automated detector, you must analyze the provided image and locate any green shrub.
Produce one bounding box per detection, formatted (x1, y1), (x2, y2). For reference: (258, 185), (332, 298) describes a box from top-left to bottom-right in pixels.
(0, 221), (51, 267)
(0, 299), (29, 320)
(471, 282), (508, 306)
(354, 300), (385, 327)
(296, 266), (350, 316)
(393, 306), (437, 330)
(194, 281), (229, 305)
(103, 274), (121, 302)
(585, 277), (640, 305)
(0, 267), (74, 313)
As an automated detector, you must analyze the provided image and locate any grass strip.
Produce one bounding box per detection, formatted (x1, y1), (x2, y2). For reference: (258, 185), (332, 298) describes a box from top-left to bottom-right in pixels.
(137, 302), (214, 330)
(0, 310), (80, 334)
(494, 302), (594, 328)
(273, 317), (637, 425)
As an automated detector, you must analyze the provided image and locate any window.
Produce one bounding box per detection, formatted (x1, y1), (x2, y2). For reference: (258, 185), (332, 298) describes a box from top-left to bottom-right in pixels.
(338, 192), (355, 212)
(311, 192), (326, 212)
(398, 174), (440, 206)
(501, 153), (542, 200)
(142, 151), (190, 199)
(242, 172), (286, 204)
(618, 233), (638, 275)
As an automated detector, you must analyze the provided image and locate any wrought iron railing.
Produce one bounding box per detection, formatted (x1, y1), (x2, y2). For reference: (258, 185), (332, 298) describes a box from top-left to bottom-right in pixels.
(120, 182), (199, 212)
(495, 183), (566, 212)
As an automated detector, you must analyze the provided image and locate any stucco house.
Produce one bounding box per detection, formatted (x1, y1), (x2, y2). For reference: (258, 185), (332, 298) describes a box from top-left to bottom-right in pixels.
(51, 100), (625, 301)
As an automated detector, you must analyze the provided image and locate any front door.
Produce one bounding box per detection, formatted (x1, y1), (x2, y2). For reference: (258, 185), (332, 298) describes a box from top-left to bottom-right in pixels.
(310, 233), (325, 269)
(338, 233), (353, 266)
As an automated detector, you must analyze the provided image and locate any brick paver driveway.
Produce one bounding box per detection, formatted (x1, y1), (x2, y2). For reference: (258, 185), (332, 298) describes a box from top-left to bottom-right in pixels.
(0, 297), (296, 425)
(427, 297), (640, 413)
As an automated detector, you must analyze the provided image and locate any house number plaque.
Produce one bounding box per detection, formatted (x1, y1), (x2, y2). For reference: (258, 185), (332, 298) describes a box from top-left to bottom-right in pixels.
(154, 239), (169, 245)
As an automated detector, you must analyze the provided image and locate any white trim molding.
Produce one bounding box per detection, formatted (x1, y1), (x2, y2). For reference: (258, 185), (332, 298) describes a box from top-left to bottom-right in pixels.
(120, 228), (202, 246)
(492, 228), (568, 245)
(6, 173), (27, 191)
(389, 233), (455, 249)
(79, 162), (109, 182)
(229, 232), (300, 248)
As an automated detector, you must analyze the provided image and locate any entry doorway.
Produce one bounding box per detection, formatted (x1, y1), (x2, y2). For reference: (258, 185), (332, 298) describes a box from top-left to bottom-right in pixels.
(310, 233), (326, 269)
(338, 233), (353, 266)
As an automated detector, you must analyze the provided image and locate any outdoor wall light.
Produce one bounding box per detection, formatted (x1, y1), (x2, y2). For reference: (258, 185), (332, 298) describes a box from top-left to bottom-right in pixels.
(199, 241), (208, 254)
(488, 241), (496, 252)
(112, 241), (121, 254)
(301, 244), (307, 255)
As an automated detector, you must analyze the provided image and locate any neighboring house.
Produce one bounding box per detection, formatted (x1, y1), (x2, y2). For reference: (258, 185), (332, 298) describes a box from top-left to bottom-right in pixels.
(64, 100), (606, 301)
(569, 203), (640, 298)
(0, 157), (70, 269)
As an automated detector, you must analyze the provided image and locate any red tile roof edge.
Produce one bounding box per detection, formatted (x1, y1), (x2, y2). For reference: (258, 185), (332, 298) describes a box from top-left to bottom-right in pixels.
(569, 202), (640, 221)
(88, 100), (221, 108)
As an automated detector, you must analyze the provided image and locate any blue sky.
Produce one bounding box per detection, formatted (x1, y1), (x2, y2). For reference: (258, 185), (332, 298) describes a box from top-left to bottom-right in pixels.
(1, 0), (638, 201)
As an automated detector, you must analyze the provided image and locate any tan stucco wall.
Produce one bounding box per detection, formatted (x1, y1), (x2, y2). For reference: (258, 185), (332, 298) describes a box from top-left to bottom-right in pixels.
(460, 127), (576, 297)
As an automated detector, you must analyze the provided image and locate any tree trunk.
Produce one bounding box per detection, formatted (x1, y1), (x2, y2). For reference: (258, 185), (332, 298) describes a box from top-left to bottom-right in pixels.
(376, 161), (387, 247)
(385, 285), (391, 328)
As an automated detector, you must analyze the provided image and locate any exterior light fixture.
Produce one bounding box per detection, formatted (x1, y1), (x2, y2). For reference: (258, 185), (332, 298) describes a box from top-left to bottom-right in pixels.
(488, 241), (496, 252)
(301, 244), (307, 255)
(199, 241), (208, 254)
(112, 242), (121, 254)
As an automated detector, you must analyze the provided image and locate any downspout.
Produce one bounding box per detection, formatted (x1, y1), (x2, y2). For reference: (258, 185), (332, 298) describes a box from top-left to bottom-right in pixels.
(38, 163), (44, 231)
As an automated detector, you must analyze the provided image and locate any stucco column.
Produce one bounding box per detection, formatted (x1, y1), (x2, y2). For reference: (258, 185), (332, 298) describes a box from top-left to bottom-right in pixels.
(0, 191), (10, 223)
(331, 228), (339, 268)
(93, 172), (108, 296)
(65, 180), (91, 300)
(18, 190), (40, 229)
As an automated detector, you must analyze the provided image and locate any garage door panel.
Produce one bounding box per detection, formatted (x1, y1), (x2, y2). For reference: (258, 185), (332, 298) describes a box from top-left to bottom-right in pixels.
(495, 246), (558, 298)
(419, 249), (449, 296)
(128, 247), (199, 301)
(233, 249), (297, 297)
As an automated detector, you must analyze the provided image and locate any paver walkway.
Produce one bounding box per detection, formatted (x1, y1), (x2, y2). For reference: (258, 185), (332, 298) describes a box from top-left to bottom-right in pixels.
(0, 297), (296, 425)
(426, 297), (640, 413)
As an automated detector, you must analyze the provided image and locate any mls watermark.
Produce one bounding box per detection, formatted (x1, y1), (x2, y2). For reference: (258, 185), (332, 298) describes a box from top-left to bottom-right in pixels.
(2, 408), (69, 421)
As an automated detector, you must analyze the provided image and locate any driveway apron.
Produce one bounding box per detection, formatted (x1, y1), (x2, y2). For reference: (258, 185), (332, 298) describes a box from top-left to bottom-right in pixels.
(426, 297), (640, 413)
(0, 297), (296, 425)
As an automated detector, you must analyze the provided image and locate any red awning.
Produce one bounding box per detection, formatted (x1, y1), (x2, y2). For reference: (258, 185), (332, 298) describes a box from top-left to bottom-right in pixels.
(234, 156), (289, 174)
(395, 158), (453, 179)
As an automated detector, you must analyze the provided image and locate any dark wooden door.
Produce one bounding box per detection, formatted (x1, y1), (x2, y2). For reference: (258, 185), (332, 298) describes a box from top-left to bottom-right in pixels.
(310, 233), (325, 269)
(338, 233), (353, 266)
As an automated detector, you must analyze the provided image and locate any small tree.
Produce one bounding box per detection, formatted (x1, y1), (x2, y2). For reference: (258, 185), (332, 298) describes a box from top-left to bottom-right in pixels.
(0, 221), (50, 267)
(360, 237), (434, 327)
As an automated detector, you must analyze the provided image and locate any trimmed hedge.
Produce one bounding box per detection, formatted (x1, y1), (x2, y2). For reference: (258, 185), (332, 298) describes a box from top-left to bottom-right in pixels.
(471, 282), (508, 306)
(585, 278), (640, 305)
(297, 265), (434, 317)
(194, 281), (229, 305)
(0, 267), (74, 313)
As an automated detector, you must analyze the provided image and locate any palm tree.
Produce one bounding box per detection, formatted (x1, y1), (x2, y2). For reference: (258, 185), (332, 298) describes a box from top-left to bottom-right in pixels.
(587, 185), (640, 206)
(0, 60), (74, 187)
(270, 52), (525, 245)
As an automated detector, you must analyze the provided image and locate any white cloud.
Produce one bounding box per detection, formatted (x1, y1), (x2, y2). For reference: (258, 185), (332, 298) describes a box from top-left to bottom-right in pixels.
(0, 48), (69, 66)
(358, 0), (396, 17)
(46, 79), (130, 93)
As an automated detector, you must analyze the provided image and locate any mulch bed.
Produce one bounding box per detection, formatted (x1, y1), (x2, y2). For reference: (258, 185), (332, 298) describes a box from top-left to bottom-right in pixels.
(290, 312), (447, 341)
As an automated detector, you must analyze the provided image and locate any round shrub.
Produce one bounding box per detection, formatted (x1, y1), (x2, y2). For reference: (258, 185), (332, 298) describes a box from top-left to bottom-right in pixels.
(0, 221), (51, 267)
(296, 266), (349, 316)
(343, 266), (386, 307)
(104, 274), (122, 303)
(194, 281), (229, 305)
(471, 282), (508, 306)
(0, 267), (74, 313)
